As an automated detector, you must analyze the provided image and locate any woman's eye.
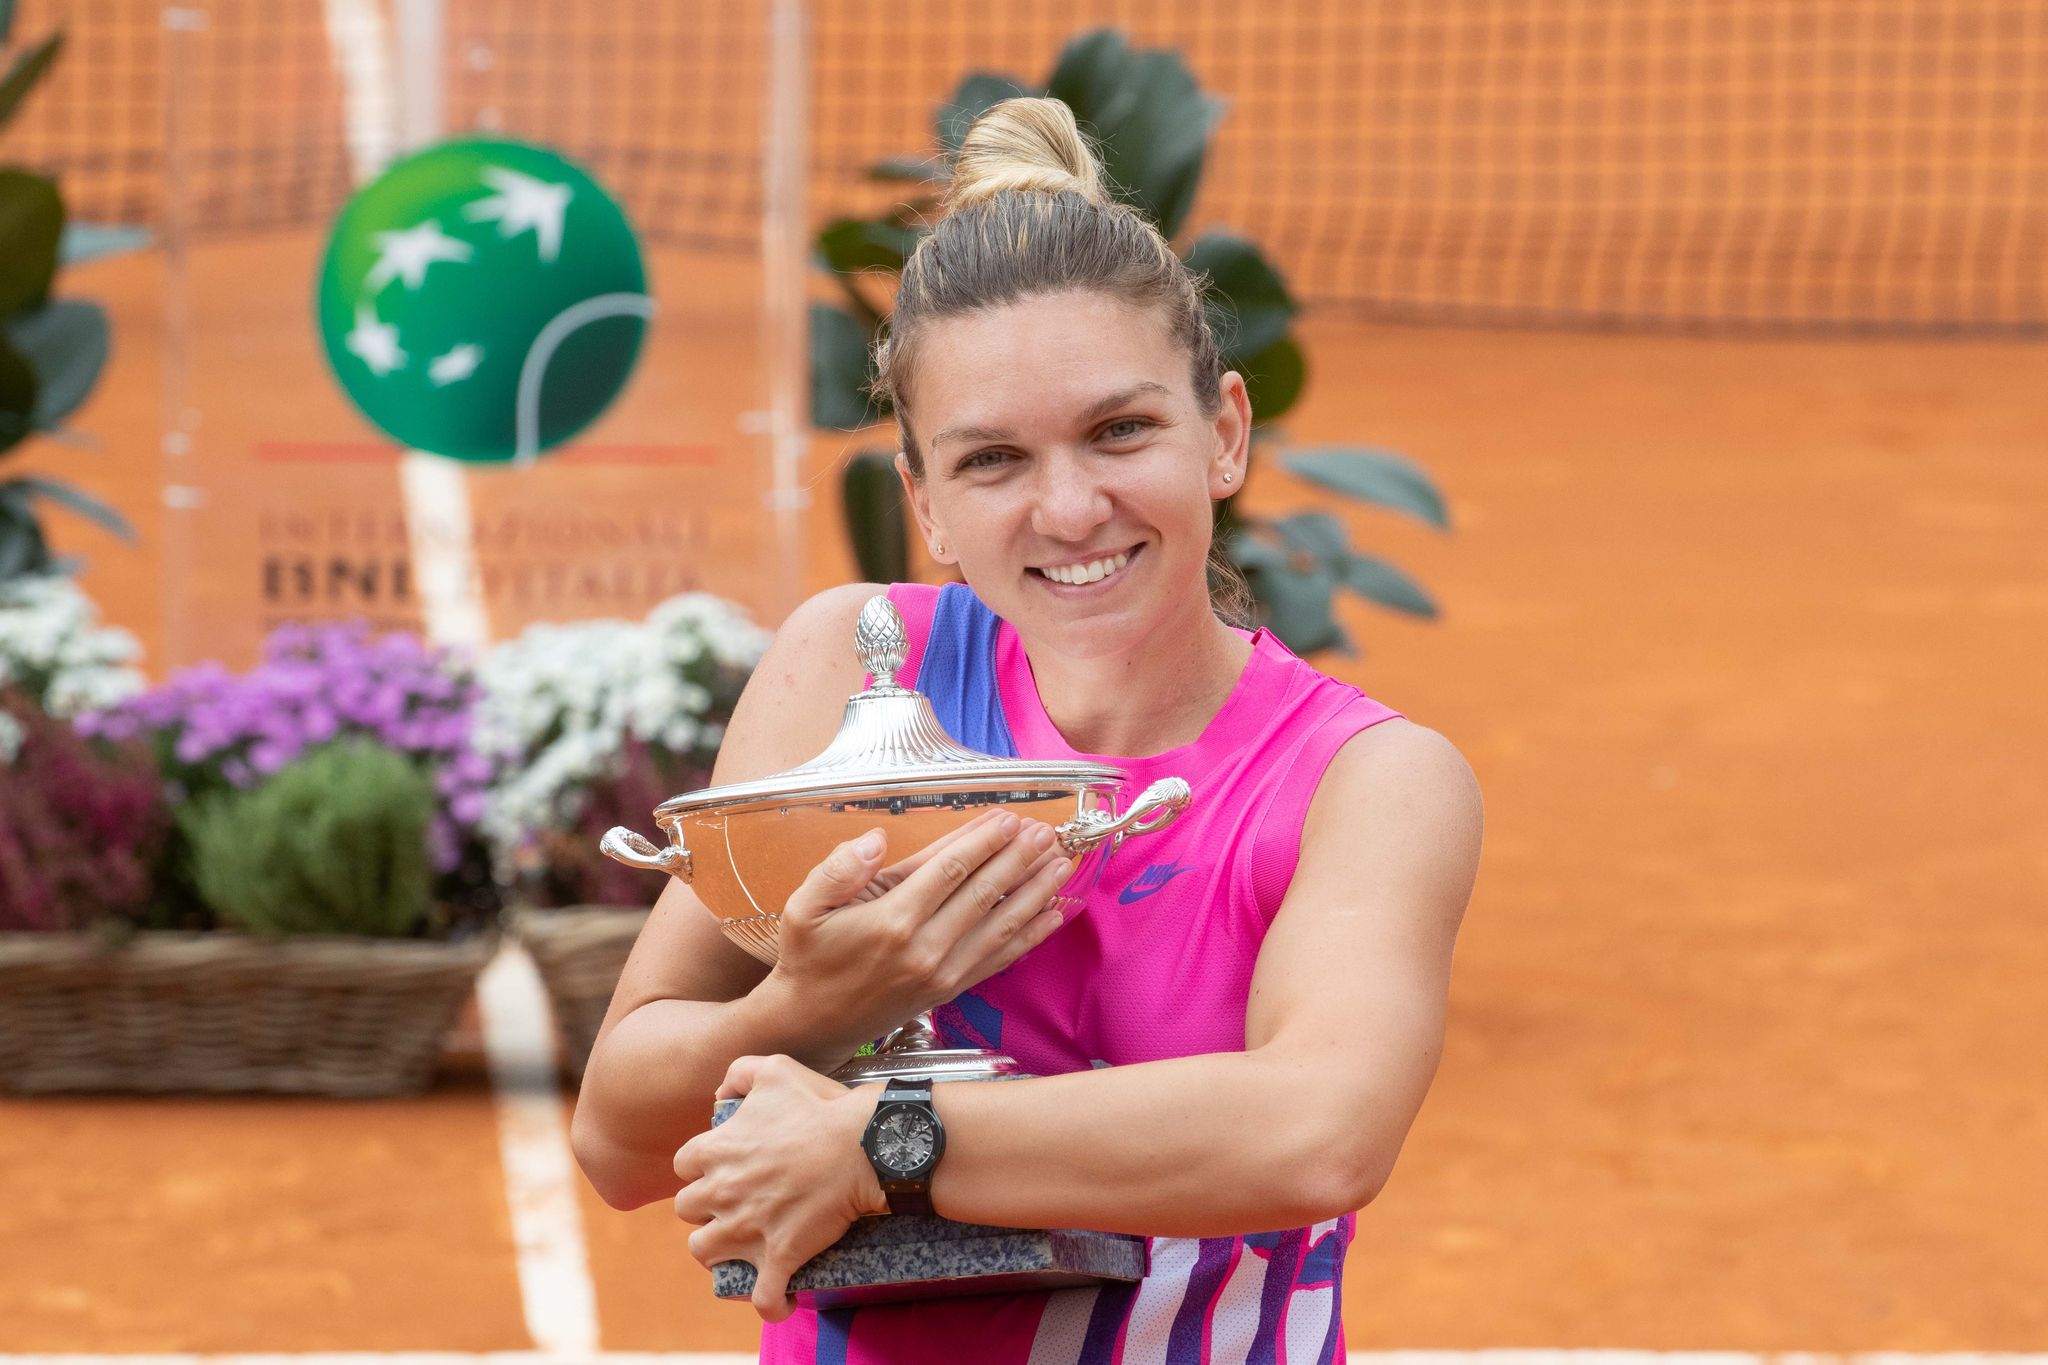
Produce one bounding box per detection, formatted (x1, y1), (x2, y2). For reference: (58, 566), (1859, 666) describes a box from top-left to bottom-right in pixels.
(962, 449), (1012, 470)
(1101, 418), (1154, 441)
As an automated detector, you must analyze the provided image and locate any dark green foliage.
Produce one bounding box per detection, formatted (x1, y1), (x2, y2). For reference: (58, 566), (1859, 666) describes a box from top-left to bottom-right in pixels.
(841, 449), (908, 584)
(812, 28), (1451, 654)
(181, 740), (436, 938)
(0, 19), (134, 581)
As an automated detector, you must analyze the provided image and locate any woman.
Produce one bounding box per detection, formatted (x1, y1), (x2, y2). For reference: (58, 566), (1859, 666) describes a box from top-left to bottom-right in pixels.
(572, 97), (1483, 1363)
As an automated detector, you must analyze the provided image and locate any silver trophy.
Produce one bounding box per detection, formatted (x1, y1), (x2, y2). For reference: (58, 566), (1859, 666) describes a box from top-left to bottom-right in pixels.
(602, 594), (1191, 1083)
(600, 594), (1193, 1305)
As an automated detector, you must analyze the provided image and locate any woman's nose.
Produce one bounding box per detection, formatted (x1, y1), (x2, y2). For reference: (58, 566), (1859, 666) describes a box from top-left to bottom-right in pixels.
(1028, 453), (1114, 541)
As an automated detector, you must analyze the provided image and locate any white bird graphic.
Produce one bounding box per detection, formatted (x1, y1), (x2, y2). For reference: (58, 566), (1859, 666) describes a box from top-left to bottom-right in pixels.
(345, 303), (407, 375)
(364, 220), (474, 292)
(428, 342), (485, 386)
(463, 165), (574, 263)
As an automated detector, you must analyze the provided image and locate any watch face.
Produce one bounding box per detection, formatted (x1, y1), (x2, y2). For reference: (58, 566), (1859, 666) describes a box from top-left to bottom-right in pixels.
(871, 1107), (937, 1174)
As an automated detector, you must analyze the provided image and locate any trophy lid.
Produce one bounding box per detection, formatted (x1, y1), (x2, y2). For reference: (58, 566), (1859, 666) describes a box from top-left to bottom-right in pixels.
(652, 596), (1125, 824)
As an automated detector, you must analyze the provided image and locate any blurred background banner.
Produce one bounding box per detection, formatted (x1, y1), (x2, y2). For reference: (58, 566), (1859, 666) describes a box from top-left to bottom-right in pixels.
(13, 0), (800, 668)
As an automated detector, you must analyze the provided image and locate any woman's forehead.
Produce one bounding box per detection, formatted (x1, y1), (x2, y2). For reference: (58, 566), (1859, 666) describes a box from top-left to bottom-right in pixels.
(914, 292), (1186, 413)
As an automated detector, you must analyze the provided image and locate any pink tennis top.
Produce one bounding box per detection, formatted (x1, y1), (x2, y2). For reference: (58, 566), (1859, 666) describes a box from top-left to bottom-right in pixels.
(760, 581), (1404, 1365)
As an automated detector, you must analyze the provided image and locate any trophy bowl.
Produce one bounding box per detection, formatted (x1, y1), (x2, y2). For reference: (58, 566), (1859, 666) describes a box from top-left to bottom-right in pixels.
(602, 594), (1192, 1082)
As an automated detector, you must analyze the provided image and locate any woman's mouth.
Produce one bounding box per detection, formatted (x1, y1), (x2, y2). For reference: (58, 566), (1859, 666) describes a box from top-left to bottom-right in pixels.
(1028, 544), (1140, 591)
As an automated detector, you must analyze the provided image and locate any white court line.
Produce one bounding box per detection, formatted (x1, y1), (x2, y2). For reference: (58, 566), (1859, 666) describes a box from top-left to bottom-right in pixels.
(397, 453), (490, 650)
(475, 947), (603, 1355)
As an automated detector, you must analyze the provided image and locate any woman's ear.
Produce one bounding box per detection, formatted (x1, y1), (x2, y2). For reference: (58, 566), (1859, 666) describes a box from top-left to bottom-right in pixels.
(894, 451), (952, 564)
(1212, 371), (1252, 496)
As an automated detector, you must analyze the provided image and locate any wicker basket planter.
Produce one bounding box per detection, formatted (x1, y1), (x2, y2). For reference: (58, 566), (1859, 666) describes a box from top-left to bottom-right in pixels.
(0, 930), (497, 1096)
(507, 906), (648, 1078)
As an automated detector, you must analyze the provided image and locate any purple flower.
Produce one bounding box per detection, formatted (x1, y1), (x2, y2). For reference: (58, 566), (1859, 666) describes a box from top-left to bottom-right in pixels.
(249, 740), (292, 777)
(80, 618), (494, 881)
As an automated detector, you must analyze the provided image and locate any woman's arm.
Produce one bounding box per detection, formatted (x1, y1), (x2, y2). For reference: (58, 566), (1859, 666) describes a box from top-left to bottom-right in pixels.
(571, 582), (885, 1209)
(933, 718), (1481, 1232)
(681, 718), (1483, 1247)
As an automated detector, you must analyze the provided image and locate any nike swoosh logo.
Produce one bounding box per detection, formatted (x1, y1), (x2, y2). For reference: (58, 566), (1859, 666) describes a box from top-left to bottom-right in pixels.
(1118, 863), (1196, 904)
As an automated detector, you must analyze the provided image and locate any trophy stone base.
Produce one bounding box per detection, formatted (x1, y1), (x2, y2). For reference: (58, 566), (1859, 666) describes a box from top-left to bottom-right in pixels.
(711, 1213), (1149, 1310)
(707, 1093), (1147, 1309)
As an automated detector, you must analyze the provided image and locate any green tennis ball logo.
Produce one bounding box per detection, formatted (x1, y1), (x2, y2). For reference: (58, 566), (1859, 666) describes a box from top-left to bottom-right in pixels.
(316, 137), (650, 463)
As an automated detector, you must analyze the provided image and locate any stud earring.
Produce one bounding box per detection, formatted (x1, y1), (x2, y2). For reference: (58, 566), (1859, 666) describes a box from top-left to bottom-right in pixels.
(1222, 472), (1234, 485)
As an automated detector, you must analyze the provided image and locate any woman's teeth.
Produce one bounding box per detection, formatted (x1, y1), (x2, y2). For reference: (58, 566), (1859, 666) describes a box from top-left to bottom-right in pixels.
(1039, 549), (1132, 586)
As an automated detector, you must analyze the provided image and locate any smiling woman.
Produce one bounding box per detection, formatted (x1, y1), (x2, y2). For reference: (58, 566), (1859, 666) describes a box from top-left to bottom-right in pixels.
(571, 96), (1483, 1365)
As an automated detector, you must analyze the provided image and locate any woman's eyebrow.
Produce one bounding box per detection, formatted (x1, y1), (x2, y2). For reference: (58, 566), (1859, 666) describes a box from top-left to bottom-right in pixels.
(1081, 381), (1171, 422)
(931, 382), (1171, 452)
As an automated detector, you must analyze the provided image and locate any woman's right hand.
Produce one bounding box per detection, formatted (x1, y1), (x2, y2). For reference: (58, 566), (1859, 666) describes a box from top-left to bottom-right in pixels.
(754, 808), (1073, 1063)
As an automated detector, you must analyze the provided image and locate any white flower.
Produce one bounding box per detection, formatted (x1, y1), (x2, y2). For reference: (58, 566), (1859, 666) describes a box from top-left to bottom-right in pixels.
(0, 575), (147, 719)
(474, 590), (767, 861)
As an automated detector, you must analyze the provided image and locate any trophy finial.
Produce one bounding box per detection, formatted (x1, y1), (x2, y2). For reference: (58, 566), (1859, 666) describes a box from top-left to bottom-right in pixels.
(855, 595), (908, 687)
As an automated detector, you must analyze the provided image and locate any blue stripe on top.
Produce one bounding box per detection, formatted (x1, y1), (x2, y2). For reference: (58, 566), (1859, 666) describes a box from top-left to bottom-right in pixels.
(914, 583), (1019, 759)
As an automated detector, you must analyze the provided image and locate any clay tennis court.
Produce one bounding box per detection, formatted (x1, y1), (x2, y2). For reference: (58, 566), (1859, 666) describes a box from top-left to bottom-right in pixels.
(3, 2), (2045, 1357)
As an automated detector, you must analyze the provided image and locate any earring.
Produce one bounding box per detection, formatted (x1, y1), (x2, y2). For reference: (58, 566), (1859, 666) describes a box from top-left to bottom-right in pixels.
(1222, 472), (1234, 485)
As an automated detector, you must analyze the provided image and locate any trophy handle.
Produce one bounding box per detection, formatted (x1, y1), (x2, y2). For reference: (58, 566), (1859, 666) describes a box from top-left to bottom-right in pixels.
(1055, 777), (1192, 855)
(601, 826), (694, 880)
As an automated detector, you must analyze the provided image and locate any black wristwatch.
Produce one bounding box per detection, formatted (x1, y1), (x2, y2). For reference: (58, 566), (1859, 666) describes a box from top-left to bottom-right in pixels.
(860, 1076), (945, 1215)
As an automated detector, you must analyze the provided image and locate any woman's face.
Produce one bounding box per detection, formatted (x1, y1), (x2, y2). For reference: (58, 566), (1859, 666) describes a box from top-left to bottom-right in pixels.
(897, 289), (1249, 659)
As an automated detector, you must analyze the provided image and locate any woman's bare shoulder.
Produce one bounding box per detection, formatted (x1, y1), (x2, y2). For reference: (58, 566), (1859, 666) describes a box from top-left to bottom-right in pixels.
(711, 582), (891, 782)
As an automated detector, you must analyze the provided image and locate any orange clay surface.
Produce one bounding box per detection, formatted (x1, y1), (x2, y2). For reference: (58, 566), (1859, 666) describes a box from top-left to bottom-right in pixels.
(1, 244), (2043, 1352)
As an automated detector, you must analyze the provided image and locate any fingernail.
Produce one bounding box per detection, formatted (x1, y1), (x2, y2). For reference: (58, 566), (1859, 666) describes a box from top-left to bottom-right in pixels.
(1053, 861), (1075, 887)
(855, 831), (884, 858)
(995, 812), (1020, 836)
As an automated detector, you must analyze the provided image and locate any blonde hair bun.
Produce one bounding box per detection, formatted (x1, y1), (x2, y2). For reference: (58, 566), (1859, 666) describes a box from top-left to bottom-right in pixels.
(945, 97), (1108, 213)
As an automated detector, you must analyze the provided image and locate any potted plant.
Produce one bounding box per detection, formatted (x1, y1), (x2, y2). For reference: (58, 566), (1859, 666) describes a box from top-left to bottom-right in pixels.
(814, 28), (1451, 656)
(1, 10), (150, 581)
(0, 613), (503, 1096)
(479, 592), (768, 1076)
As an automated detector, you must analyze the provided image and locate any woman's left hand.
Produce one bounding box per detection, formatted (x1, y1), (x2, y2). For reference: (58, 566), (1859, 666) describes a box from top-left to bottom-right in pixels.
(673, 1054), (888, 1322)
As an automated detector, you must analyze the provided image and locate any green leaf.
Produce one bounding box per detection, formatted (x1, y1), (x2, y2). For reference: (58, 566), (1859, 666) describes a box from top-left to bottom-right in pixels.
(816, 217), (918, 277)
(59, 222), (151, 266)
(809, 302), (882, 431)
(1185, 231), (1296, 364)
(867, 155), (946, 184)
(1091, 49), (1224, 240)
(1340, 552), (1438, 619)
(841, 448), (908, 585)
(1224, 528), (1285, 572)
(0, 483), (51, 579)
(1270, 510), (1349, 563)
(937, 73), (1038, 157)
(1283, 447), (1450, 529)
(0, 29), (61, 132)
(1250, 557), (1349, 656)
(0, 329), (37, 456)
(6, 299), (107, 427)
(11, 474), (135, 542)
(0, 169), (63, 317)
(1046, 29), (1140, 132)
(1239, 334), (1305, 425)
